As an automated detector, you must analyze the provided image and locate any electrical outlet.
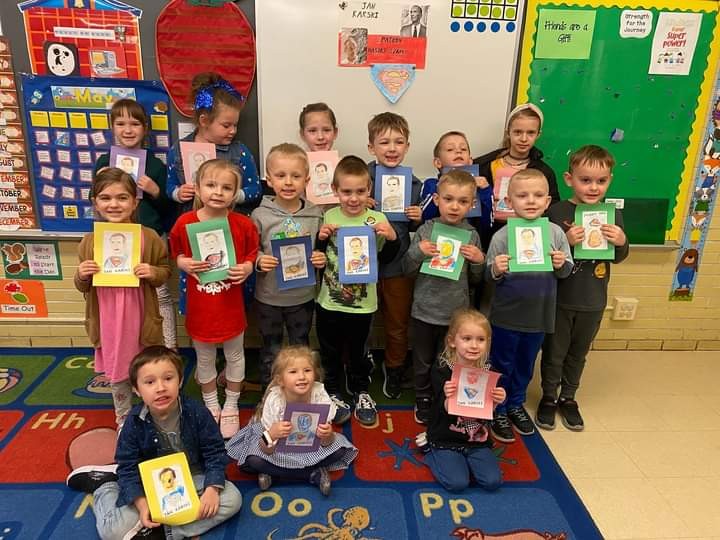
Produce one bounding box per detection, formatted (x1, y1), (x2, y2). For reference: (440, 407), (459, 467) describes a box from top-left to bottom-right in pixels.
(612, 297), (638, 321)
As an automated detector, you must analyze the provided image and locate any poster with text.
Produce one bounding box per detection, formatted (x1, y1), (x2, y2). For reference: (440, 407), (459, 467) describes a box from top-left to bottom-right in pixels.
(1, 240), (62, 280)
(338, 2), (428, 68)
(649, 11), (701, 76)
(0, 37), (37, 231)
(0, 279), (48, 318)
(21, 75), (171, 232)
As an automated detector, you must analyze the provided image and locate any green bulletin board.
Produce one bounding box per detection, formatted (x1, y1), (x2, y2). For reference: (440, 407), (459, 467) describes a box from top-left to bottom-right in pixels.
(517, 1), (720, 243)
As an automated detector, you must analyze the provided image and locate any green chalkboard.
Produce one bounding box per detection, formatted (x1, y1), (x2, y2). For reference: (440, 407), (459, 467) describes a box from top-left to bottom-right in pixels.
(524, 3), (716, 243)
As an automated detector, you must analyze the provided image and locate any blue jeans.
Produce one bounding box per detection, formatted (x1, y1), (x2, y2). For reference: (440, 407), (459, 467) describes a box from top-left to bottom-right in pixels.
(425, 446), (502, 492)
(490, 325), (545, 413)
(93, 475), (242, 540)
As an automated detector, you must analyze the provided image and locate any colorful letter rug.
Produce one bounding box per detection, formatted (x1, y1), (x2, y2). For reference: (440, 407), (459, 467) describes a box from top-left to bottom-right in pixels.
(0, 348), (601, 539)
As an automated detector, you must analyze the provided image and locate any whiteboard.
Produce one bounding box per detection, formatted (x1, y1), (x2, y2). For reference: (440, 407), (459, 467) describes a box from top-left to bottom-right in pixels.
(256, 0), (525, 179)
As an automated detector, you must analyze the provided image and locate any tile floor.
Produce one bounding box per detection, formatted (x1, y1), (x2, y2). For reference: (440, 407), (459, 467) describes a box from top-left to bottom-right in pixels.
(526, 350), (720, 540)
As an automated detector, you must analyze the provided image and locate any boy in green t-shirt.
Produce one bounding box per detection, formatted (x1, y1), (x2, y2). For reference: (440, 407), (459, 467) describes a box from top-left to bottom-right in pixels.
(316, 156), (400, 426)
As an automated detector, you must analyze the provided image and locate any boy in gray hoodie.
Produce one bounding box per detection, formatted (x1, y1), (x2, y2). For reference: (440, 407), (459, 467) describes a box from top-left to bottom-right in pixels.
(251, 144), (326, 386)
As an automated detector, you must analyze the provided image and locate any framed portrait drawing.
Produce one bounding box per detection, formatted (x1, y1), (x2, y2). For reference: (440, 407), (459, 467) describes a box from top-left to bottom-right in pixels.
(420, 222), (471, 281)
(92, 222), (141, 287)
(109, 146), (146, 198)
(374, 165), (412, 221)
(307, 151), (339, 205)
(574, 203), (616, 260)
(492, 166), (517, 220)
(447, 365), (500, 420)
(507, 217), (552, 272)
(337, 226), (378, 284)
(276, 402), (331, 453)
(441, 164), (481, 218)
(271, 235), (315, 290)
(138, 452), (200, 526)
(186, 217), (237, 284)
(180, 141), (216, 185)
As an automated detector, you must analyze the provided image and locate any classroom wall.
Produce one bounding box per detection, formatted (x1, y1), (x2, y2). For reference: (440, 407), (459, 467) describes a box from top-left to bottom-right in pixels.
(1, 1), (719, 351)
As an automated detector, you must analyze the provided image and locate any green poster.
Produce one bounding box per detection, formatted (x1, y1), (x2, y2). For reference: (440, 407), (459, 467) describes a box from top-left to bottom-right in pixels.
(0, 240), (62, 280)
(187, 217), (237, 284)
(535, 8), (596, 60)
(420, 222), (472, 281)
(508, 217), (553, 273)
(573, 203), (616, 260)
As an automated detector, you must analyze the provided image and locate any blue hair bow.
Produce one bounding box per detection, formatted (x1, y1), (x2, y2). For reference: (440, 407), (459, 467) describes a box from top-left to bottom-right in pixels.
(194, 79), (244, 111)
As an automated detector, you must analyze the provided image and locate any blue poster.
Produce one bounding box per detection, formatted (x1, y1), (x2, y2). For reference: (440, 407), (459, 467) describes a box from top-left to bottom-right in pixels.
(21, 75), (171, 232)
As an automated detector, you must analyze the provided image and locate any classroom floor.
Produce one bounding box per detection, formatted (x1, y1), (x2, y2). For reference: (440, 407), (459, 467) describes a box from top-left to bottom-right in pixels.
(526, 350), (720, 540)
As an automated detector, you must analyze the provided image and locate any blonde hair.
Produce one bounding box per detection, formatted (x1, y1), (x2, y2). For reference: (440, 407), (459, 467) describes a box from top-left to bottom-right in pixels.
(501, 104), (543, 150)
(437, 168), (476, 193)
(266, 142), (309, 175)
(568, 144), (616, 173)
(192, 158), (242, 210)
(333, 155), (371, 189)
(439, 308), (492, 369)
(253, 346), (324, 421)
(508, 167), (548, 193)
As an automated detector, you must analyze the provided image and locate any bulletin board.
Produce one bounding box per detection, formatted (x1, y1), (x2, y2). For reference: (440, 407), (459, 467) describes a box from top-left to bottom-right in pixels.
(256, 0), (526, 179)
(21, 75), (171, 232)
(516, 0), (720, 243)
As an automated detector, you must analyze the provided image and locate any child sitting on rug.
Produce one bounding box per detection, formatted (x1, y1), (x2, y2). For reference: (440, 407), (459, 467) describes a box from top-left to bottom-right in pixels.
(424, 308), (506, 492)
(66, 346), (242, 540)
(226, 345), (358, 496)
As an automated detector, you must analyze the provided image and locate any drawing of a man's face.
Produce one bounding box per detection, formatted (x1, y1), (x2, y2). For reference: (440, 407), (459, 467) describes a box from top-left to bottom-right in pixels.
(193, 152), (207, 167)
(349, 237), (364, 257)
(202, 232), (219, 252)
(109, 233), (126, 255)
(438, 239), (454, 258)
(520, 228), (535, 244)
(297, 413), (312, 433)
(385, 176), (401, 194)
(159, 469), (176, 491)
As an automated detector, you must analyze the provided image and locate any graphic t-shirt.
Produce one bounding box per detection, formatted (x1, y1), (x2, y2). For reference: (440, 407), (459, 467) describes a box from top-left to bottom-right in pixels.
(317, 207), (386, 314)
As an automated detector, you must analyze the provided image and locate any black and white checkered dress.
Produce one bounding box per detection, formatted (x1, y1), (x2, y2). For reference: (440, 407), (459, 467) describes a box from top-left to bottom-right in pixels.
(225, 384), (357, 470)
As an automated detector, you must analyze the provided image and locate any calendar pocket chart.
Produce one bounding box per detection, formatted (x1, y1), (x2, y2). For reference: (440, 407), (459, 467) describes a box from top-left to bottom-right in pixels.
(21, 75), (171, 232)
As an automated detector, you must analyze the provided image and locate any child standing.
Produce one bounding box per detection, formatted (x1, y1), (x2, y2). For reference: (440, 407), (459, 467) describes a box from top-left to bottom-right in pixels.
(316, 156), (400, 425)
(169, 159), (259, 439)
(367, 112), (422, 400)
(167, 72), (260, 214)
(251, 143), (326, 386)
(404, 170), (485, 424)
(420, 131), (492, 230)
(537, 145), (628, 431)
(486, 168), (573, 443)
(226, 346), (357, 495)
(75, 168), (170, 429)
(299, 103), (339, 151)
(473, 103), (560, 251)
(66, 346), (242, 540)
(96, 98), (177, 350)
(425, 309), (506, 492)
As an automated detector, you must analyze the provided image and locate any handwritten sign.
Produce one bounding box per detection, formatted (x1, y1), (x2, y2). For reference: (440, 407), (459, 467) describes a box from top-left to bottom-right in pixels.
(535, 9), (596, 60)
(620, 10), (653, 39)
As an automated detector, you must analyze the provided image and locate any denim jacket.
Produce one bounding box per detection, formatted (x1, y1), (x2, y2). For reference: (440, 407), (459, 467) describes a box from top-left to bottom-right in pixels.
(115, 395), (229, 507)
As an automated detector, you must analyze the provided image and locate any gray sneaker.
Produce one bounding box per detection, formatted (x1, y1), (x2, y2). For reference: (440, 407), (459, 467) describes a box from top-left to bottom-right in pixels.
(330, 394), (352, 425)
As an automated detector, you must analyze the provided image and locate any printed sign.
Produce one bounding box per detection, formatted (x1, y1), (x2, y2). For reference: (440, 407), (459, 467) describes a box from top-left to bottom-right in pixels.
(535, 8), (596, 60)
(0, 279), (48, 318)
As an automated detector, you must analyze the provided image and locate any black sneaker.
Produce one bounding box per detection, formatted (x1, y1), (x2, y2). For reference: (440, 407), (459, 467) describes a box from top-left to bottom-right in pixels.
(558, 398), (584, 431)
(66, 464), (118, 493)
(491, 413), (515, 443)
(507, 406), (535, 436)
(353, 392), (378, 426)
(330, 394), (352, 425)
(130, 525), (166, 540)
(414, 397), (431, 425)
(381, 364), (403, 399)
(310, 467), (331, 496)
(535, 396), (558, 430)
